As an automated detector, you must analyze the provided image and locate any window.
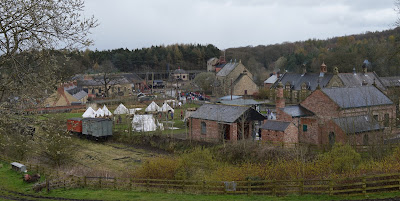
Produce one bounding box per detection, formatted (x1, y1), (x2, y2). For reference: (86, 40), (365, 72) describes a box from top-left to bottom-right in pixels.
(363, 134), (369, 146)
(373, 115), (378, 121)
(303, 125), (308, 132)
(201, 121), (206, 134)
(183, 75), (186, 79)
(384, 113), (389, 127)
(329, 132), (335, 146)
(244, 90), (248, 95)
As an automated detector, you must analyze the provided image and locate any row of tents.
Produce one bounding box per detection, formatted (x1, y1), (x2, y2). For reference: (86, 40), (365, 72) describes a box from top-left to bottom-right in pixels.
(81, 102), (169, 132)
(145, 101), (174, 113)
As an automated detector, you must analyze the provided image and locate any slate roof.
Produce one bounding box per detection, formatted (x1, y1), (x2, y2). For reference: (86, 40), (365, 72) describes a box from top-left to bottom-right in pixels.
(219, 99), (259, 106)
(78, 76), (131, 86)
(173, 69), (187, 74)
(121, 73), (143, 82)
(190, 104), (265, 123)
(338, 72), (386, 91)
(321, 86), (393, 109)
(264, 75), (277, 84)
(333, 115), (383, 134)
(261, 120), (290, 131)
(272, 73), (333, 90)
(216, 62), (239, 77)
(72, 90), (88, 101)
(281, 105), (314, 117)
(380, 76), (400, 87)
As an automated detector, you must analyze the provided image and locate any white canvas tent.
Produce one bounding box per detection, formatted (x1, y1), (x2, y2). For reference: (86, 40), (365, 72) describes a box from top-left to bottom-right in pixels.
(95, 108), (105, 117)
(102, 105), (112, 116)
(129, 108), (143, 115)
(131, 114), (164, 132)
(159, 103), (174, 113)
(114, 103), (129, 114)
(145, 101), (160, 112)
(82, 107), (96, 118)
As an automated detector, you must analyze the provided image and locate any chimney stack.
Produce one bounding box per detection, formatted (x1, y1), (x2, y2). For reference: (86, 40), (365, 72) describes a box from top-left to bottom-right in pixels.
(276, 82), (285, 109)
(362, 80), (368, 86)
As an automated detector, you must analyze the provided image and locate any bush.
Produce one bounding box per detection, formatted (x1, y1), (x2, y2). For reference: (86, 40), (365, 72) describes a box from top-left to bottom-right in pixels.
(175, 147), (218, 180)
(135, 157), (180, 179)
(317, 144), (361, 174)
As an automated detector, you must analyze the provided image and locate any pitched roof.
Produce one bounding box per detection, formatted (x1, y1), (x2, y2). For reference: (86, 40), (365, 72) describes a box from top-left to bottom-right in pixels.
(321, 86), (392, 109)
(261, 120), (290, 131)
(333, 115), (383, 134)
(338, 72), (386, 91)
(173, 69), (187, 74)
(216, 62), (239, 77)
(72, 90), (88, 101)
(380, 76), (400, 87)
(232, 73), (255, 87)
(264, 75), (277, 84)
(121, 73), (143, 82)
(272, 73), (333, 90)
(219, 99), (259, 106)
(281, 105), (314, 117)
(190, 104), (265, 123)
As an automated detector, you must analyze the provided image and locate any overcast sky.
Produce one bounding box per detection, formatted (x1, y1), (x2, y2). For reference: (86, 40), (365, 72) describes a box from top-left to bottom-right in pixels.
(84, 0), (398, 50)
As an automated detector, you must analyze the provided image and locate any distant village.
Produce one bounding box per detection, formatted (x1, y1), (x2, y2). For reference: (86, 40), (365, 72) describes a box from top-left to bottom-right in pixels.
(43, 55), (400, 147)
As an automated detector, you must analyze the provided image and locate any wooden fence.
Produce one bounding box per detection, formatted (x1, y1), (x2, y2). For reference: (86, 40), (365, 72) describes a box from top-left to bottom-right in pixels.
(44, 173), (400, 196)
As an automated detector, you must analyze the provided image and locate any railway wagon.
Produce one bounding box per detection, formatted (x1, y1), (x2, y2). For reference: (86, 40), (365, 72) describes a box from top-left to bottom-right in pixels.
(81, 118), (112, 138)
(67, 118), (83, 133)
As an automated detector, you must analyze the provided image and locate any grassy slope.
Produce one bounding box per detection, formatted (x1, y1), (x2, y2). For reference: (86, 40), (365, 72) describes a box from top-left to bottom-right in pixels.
(2, 162), (400, 201)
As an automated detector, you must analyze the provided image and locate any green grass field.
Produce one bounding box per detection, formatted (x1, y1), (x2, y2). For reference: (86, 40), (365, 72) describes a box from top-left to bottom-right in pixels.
(1, 161), (400, 201)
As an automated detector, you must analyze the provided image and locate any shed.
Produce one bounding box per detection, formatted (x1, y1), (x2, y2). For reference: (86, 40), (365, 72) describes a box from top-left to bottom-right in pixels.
(11, 162), (27, 172)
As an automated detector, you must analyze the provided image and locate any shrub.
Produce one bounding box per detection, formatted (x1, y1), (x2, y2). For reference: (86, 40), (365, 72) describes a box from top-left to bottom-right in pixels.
(317, 144), (361, 174)
(175, 147), (218, 180)
(136, 157), (180, 179)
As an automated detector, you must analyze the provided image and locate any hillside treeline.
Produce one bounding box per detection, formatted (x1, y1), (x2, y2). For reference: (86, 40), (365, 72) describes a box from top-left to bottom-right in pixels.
(227, 28), (400, 76)
(29, 28), (400, 83)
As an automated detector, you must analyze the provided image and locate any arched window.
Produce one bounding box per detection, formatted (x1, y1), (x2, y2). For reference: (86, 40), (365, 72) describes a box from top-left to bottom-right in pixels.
(329, 132), (335, 146)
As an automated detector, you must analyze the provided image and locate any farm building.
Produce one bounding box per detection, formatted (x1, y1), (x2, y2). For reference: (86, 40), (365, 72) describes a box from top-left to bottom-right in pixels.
(188, 104), (265, 143)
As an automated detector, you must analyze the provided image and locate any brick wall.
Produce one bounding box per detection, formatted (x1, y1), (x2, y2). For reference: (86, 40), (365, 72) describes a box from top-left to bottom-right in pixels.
(301, 90), (340, 119)
(189, 118), (238, 143)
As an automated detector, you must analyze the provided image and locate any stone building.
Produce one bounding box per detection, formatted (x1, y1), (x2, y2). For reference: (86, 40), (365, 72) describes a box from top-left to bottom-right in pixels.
(172, 67), (189, 81)
(270, 63), (387, 104)
(44, 83), (88, 107)
(213, 60), (258, 97)
(261, 82), (395, 146)
(188, 104), (265, 143)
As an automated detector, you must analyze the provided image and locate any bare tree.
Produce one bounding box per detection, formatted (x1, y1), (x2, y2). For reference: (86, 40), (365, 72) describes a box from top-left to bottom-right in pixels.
(0, 0), (97, 160)
(92, 60), (121, 97)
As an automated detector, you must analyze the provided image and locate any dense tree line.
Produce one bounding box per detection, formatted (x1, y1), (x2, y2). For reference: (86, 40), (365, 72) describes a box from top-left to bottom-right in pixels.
(226, 28), (400, 77)
(88, 44), (221, 72)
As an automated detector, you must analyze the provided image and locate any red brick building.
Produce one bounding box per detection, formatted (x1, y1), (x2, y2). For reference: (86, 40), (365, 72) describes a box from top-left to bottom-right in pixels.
(261, 82), (395, 146)
(188, 104), (265, 143)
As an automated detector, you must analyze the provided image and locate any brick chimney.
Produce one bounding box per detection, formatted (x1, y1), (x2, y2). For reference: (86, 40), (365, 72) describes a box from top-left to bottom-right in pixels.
(276, 82), (285, 109)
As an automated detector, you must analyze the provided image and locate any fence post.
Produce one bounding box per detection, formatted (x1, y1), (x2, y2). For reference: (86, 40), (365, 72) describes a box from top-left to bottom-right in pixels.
(99, 177), (102, 188)
(247, 178), (252, 196)
(202, 180), (206, 194)
(182, 180), (185, 193)
(130, 178), (133, 190)
(77, 177), (81, 188)
(114, 178), (117, 190)
(146, 179), (149, 192)
(362, 176), (367, 196)
(46, 179), (49, 193)
(300, 179), (304, 195)
(329, 179), (333, 196)
(84, 176), (86, 188)
(272, 180), (276, 196)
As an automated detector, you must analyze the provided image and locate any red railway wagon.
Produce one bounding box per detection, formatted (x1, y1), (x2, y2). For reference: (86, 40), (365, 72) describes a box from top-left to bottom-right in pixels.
(67, 117), (83, 133)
